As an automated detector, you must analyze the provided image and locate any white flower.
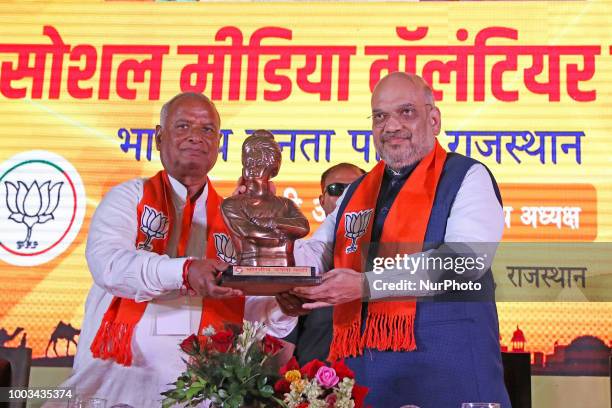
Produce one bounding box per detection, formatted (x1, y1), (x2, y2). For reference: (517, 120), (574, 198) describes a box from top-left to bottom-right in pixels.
(303, 379), (324, 401)
(236, 320), (267, 363)
(201, 325), (216, 337)
(333, 377), (356, 408)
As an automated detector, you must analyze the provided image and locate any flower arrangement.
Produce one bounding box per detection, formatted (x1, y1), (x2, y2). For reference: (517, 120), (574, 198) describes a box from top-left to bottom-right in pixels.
(161, 320), (285, 408)
(162, 320), (368, 408)
(274, 357), (368, 408)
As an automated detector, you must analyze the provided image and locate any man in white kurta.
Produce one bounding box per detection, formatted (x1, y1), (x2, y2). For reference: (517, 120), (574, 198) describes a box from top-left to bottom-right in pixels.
(51, 93), (296, 407)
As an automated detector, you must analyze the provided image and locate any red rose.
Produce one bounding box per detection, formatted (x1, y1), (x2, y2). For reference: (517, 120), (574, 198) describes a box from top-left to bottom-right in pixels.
(179, 334), (198, 355)
(263, 334), (284, 355)
(351, 384), (369, 408)
(280, 356), (300, 376)
(300, 359), (325, 379)
(210, 330), (234, 352)
(273, 378), (291, 394)
(295, 403), (309, 408)
(331, 359), (354, 379)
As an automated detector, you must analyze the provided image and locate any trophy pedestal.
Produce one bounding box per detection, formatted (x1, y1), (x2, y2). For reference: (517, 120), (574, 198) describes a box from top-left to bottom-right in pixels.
(220, 265), (321, 296)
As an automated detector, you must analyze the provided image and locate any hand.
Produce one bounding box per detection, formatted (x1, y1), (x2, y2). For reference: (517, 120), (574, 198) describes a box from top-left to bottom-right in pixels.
(232, 176), (247, 196)
(187, 259), (243, 298)
(275, 292), (310, 317)
(291, 268), (364, 309)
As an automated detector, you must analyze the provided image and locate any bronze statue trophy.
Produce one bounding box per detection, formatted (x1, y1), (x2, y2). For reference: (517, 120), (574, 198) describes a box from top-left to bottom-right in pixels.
(220, 130), (320, 295)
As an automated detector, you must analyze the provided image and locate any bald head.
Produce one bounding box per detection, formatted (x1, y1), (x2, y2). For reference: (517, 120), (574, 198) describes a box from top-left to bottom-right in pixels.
(372, 72), (435, 107)
(160, 92), (220, 128)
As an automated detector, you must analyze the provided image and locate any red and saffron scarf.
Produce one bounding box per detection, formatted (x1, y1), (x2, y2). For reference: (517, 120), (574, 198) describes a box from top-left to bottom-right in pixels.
(329, 140), (447, 360)
(90, 170), (244, 366)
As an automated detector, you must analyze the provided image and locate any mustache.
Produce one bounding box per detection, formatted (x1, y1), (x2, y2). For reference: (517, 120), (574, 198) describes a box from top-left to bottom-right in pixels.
(381, 132), (411, 143)
(181, 141), (212, 152)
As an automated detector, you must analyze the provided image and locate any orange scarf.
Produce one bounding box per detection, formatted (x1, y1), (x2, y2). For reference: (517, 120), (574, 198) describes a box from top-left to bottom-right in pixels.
(329, 140), (447, 361)
(90, 170), (244, 366)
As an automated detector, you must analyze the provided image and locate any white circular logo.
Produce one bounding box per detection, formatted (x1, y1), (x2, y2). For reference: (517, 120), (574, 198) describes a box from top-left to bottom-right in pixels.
(0, 151), (86, 266)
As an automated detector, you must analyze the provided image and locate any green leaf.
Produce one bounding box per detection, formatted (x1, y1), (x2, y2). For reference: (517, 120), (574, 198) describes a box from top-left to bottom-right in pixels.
(161, 397), (176, 408)
(227, 394), (244, 408)
(259, 384), (274, 398)
(257, 376), (267, 389)
(228, 382), (242, 396)
(185, 383), (204, 399)
(185, 389), (198, 400)
(235, 365), (248, 379)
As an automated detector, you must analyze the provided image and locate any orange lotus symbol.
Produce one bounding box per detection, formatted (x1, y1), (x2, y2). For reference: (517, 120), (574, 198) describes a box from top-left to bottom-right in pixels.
(4, 180), (63, 249)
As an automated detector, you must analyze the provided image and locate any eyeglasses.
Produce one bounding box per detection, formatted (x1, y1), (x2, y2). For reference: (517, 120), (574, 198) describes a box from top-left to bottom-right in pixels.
(325, 182), (349, 197)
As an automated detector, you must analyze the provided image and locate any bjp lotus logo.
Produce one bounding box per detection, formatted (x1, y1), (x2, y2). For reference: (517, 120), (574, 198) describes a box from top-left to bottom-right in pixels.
(0, 151), (86, 267)
(137, 206), (169, 251)
(344, 209), (373, 254)
(4, 180), (64, 250)
(213, 233), (237, 264)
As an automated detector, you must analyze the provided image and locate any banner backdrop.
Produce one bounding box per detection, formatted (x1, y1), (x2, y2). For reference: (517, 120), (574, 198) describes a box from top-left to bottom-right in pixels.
(0, 0), (610, 373)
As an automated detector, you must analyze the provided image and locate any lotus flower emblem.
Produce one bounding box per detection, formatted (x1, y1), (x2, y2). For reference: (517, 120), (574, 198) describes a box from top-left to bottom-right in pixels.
(213, 233), (237, 264)
(137, 205), (169, 251)
(4, 180), (64, 249)
(344, 209), (373, 254)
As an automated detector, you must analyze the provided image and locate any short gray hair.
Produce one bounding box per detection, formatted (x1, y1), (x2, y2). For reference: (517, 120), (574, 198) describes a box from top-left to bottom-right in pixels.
(159, 92), (220, 127)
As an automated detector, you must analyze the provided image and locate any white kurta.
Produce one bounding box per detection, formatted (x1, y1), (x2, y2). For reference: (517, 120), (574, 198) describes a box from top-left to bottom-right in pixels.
(50, 176), (296, 407)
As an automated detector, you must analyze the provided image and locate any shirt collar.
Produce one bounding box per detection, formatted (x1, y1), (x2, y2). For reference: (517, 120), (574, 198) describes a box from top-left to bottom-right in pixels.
(167, 174), (209, 204)
(384, 161), (418, 179)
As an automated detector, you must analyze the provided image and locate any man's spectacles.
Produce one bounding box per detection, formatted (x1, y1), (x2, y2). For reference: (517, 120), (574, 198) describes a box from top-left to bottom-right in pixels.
(325, 183), (349, 197)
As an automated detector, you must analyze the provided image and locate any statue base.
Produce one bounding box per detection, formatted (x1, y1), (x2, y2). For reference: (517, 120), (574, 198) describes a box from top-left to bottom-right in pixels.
(220, 265), (321, 296)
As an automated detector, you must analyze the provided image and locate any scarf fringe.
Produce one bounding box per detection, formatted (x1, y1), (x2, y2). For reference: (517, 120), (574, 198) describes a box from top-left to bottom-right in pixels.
(361, 310), (416, 352)
(90, 320), (136, 366)
(327, 319), (362, 361)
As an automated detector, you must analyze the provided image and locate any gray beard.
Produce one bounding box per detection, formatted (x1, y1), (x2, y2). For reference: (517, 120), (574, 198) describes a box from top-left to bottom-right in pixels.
(378, 147), (421, 171)
(377, 140), (435, 171)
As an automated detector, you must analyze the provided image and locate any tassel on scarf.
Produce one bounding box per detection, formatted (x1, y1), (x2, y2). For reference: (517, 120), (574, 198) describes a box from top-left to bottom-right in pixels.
(90, 320), (137, 366)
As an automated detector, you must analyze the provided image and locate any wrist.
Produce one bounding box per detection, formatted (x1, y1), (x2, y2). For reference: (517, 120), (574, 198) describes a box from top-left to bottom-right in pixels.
(182, 258), (196, 295)
(360, 273), (370, 300)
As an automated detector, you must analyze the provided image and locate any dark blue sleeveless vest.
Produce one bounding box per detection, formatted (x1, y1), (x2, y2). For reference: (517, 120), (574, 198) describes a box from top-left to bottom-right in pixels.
(333, 153), (511, 408)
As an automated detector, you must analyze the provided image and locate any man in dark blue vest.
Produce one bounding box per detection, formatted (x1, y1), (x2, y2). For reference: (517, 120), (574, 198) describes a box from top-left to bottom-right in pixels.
(283, 72), (511, 407)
